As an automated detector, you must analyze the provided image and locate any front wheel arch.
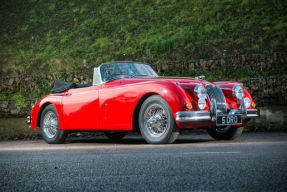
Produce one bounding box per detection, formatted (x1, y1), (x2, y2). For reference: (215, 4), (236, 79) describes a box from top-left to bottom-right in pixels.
(132, 93), (158, 132)
(37, 102), (52, 128)
(138, 95), (179, 144)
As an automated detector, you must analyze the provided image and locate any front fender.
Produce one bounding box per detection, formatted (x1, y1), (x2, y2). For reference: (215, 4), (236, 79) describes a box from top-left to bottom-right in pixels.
(215, 82), (255, 110)
(99, 80), (193, 130)
(142, 81), (195, 119)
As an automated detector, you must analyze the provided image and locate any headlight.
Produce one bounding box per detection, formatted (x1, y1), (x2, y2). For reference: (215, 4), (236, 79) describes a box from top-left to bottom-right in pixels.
(198, 98), (206, 110)
(232, 85), (244, 100)
(194, 84), (208, 99)
(244, 97), (251, 108)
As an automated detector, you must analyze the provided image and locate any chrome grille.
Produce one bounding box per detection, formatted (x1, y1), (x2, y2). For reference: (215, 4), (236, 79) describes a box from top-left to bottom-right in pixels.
(205, 84), (227, 114)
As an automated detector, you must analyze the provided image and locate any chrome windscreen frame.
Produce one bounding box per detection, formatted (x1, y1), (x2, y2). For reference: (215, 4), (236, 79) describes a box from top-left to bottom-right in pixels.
(92, 67), (104, 86)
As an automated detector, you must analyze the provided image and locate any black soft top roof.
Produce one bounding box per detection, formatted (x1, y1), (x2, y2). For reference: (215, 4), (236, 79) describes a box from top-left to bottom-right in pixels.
(51, 79), (92, 94)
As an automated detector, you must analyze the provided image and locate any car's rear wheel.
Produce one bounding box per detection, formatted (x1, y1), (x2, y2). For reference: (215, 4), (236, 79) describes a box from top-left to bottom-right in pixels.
(40, 104), (68, 144)
(139, 95), (179, 144)
(104, 132), (126, 140)
(207, 125), (244, 140)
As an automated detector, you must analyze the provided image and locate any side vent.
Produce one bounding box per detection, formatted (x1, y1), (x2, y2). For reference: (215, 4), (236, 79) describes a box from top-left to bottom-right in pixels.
(104, 103), (108, 119)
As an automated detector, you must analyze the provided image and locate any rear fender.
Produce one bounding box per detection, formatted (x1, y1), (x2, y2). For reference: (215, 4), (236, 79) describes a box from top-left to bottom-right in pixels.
(30, 94), (64, 129)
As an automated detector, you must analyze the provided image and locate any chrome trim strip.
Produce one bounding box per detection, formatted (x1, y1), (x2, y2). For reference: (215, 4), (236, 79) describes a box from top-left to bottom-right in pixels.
(176, 110), (211, 116)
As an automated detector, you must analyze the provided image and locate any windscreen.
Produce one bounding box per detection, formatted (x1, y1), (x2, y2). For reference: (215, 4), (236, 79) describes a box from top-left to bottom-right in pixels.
(100, 63), (158, 82)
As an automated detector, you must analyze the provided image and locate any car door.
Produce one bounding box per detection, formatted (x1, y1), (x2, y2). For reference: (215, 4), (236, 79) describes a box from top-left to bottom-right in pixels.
(62, 85), (101, 129)
(99, 79), (139, 130)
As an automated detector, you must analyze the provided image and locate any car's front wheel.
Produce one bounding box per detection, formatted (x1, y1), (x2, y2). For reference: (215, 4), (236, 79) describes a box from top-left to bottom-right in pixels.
(40, 104), (68, 144)
(139, 95), (179, 144)
(207, 125), (244, 140)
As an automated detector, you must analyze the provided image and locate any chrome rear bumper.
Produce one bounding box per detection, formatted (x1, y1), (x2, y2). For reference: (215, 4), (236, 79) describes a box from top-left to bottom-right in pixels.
(26, 116), (31, 124)
(176, 99), (260, 122)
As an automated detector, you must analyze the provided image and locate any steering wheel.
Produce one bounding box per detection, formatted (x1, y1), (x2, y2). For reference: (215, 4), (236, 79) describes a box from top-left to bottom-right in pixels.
(105, 74), (121, 82)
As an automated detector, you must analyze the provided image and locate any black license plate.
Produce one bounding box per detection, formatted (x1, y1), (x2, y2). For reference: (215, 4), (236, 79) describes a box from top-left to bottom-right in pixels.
(216, 115), (242, 125)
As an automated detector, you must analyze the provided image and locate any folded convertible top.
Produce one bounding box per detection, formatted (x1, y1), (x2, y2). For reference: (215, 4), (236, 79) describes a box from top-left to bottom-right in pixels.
(51, 79), (92, 93)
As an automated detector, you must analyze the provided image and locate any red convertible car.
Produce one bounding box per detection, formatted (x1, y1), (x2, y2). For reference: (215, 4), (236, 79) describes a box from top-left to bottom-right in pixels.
(27, 61), (259, 144)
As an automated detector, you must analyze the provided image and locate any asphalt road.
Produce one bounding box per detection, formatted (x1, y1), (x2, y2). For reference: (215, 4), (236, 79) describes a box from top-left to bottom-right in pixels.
(0, 132), (287, 192)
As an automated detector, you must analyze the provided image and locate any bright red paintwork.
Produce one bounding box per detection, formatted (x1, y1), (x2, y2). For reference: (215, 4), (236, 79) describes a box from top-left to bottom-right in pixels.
(30, 77), (254, 130)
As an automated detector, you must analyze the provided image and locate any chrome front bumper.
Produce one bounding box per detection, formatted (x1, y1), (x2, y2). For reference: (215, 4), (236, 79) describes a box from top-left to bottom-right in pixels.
(176, 99), (260, 122)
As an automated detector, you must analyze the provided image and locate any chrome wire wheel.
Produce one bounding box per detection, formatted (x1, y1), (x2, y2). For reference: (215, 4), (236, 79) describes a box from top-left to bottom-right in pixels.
(215, 125), (231, 134)
(43, 111), (58, 139)
(143, 103), (168, 137)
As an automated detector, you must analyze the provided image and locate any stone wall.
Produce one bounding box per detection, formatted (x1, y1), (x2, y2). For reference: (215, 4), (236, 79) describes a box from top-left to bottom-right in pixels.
(0, 98), (40, 118)
(151, 52), (287, 77)
(0, 70), (94, 99)
(241, 76), (287, 107)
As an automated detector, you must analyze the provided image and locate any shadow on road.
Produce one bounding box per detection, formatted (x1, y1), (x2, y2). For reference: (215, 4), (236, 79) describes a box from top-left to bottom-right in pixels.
(65, 137), (215, 145)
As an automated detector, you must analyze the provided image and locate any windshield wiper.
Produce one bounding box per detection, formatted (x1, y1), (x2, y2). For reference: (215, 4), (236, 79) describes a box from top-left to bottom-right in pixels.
(135, 74), (148, 76)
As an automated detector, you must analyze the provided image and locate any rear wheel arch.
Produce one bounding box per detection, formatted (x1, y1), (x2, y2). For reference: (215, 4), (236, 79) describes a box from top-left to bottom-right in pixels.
(37, 102), (52, 127)
(132, 93), (158, 132)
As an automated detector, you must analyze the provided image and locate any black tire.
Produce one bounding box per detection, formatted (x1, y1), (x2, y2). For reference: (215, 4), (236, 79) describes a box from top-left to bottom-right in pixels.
(104, 132), (126, 140)
(207, 125), (244, 140)
(139, 95), (179, 144)
(40, 104), (68, 144)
